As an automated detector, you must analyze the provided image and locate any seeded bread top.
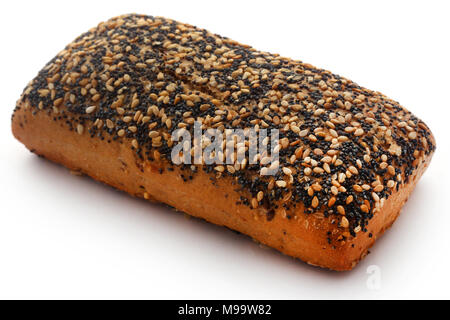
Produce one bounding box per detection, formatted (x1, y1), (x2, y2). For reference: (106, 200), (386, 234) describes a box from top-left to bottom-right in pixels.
(14, 14), (435, 243)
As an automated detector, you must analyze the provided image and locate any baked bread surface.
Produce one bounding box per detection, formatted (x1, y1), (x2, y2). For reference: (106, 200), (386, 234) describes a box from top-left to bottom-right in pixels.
(12, 14), (435, 270)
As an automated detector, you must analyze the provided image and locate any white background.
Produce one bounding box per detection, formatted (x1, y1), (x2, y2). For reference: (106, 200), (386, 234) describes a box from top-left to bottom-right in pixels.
(0, 0), (449, 299)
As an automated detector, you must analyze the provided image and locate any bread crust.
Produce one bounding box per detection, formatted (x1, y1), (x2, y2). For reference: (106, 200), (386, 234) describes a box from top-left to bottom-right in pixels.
(12, 106), (433, 270)
(11, 14), (436, 270)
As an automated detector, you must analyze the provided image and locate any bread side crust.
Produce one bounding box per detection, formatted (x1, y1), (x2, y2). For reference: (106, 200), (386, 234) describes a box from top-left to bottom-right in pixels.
(12, 104), (433, 270)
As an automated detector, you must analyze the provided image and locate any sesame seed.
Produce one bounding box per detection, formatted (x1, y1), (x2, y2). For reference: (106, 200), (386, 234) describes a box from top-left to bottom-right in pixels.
(106, 119), (114, 129)
(276, 180), (287, 188)
(360, 204), (369, 213)
(331, 185), (339, 195)
(227, 165), (235, 174)
(313, 167), (324, 174)
(337, 205), (345, 215)
(346, 195), (354, 204)
(76, 124), (84, 135)
(321, 156), (332, 163)
(251, 198), (258, 209)
(311, 196), (319, 208)
(348, 166), (358, 175)
(372, 192), (380, 202)
(373, 185), (384, 192)
(356, 159), (362, 168)
(257, 191), (264, 202)
(328, 197), (336, 207)
(53, 98), (63, 107)
(341, 217), (349, 228)
(85, 105), (96, 114)
(299, 129), (309, 137)
(388, 165), (396, 175)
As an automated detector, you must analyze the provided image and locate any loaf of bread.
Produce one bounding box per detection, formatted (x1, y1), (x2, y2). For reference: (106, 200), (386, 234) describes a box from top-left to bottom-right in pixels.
(11, 14), (435, 270)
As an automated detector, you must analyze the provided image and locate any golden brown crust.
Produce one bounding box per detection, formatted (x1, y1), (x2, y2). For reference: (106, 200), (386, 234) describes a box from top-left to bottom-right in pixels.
(12, 104), (432, 271)
(11, 14), (436, 270)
